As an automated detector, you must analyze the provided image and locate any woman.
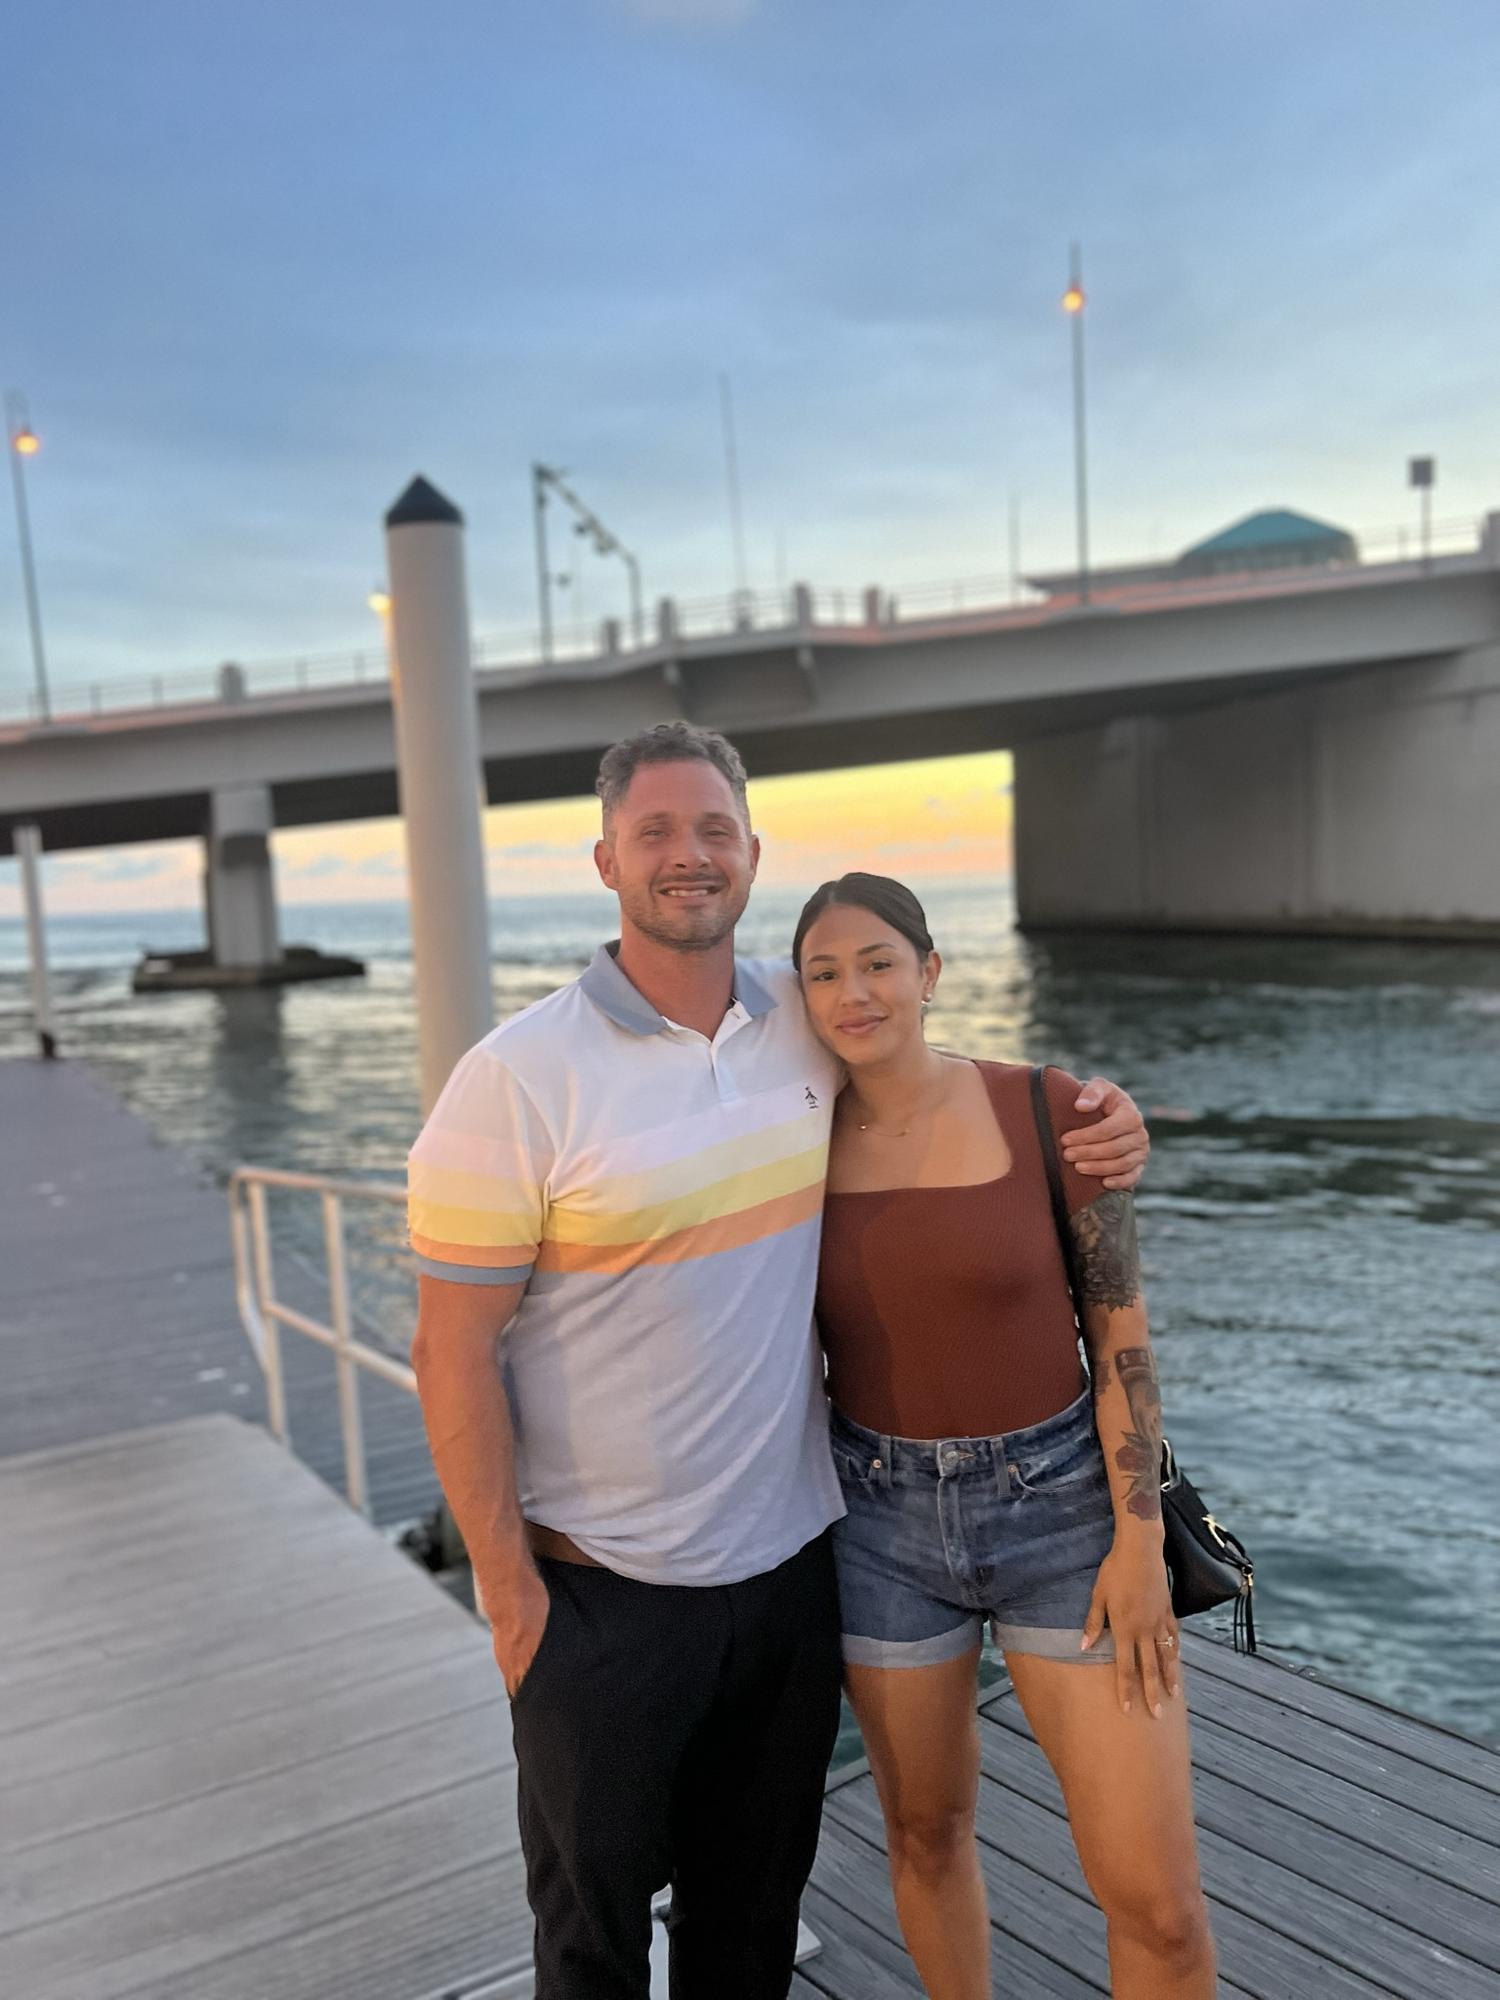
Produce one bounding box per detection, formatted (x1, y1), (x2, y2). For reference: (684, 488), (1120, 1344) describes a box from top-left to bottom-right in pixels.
(794, 873), (1216, 2000)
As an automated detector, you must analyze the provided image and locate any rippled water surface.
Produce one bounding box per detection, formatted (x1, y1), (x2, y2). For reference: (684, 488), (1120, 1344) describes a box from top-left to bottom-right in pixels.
(3, 882), (1497, 1745)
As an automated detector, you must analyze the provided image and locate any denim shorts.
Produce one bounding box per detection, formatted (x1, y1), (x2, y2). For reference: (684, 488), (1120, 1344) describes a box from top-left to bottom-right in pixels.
(830, 1385), (1117, 1669)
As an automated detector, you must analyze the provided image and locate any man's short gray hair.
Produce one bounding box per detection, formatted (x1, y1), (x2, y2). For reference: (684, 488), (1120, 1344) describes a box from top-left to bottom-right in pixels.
(595, 721), (750, 828)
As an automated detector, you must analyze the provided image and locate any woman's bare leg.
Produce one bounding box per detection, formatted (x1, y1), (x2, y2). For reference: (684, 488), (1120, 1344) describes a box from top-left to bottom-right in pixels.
(845, 1647), (990, 2000)
(1005, 1652), (1215, 1998)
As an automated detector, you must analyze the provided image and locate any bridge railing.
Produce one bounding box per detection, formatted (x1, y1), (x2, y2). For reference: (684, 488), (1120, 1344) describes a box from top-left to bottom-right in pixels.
(4, 512), (1488, 727)
(667, 584), (800, 637)
(0, 620), (600, 726)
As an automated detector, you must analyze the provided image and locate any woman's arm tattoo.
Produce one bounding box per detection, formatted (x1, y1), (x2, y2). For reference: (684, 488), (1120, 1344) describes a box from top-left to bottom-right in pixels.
(1113, 1346), (1163, 1521)
(1067, 1195), (1159, 1519)
(1068, 1191), (1142, 1311)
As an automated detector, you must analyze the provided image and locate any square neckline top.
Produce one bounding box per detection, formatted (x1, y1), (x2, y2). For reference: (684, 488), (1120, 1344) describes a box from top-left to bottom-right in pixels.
(824, 1057), (1013, 1198)
(814, 1060), (1109, 1438)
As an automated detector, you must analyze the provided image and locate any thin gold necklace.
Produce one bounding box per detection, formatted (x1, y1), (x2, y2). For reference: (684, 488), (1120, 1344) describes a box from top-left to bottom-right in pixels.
(852, 1064), (952, 1137)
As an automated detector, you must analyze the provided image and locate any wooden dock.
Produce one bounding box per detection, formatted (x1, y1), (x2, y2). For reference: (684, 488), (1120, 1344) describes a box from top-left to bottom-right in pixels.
(5, 1052), (1500, 1998)
(0, 1056), (438, 1527)
(0, 1415), (529, 2000)
(803, 1635), (1500, 1997)
(6, 1419), (1497, 2000)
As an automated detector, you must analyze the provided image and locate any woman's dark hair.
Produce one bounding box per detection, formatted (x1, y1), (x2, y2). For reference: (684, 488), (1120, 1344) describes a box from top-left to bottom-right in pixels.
(791, 872), (935, 971)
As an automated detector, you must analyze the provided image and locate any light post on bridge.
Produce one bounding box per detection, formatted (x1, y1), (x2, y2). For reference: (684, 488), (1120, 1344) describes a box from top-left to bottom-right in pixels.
(1408, 456), (1435, 573)
(368, 586), (393, 681)
(5, 389), (51, 724)
(1061, 246), (1091, 608)
(531, 462), (643, 664)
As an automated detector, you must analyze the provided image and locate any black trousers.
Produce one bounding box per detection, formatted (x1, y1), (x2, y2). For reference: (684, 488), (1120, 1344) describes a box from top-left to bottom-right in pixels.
(510, 1529), (842, 2000)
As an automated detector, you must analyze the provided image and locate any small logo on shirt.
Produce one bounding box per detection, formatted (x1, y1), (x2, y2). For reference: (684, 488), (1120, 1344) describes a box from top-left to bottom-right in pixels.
(804, 1086), (820, 1109)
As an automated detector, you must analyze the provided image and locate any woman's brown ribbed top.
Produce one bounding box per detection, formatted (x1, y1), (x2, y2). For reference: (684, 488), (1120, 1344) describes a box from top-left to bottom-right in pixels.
(816, 1061), (1108, 1439)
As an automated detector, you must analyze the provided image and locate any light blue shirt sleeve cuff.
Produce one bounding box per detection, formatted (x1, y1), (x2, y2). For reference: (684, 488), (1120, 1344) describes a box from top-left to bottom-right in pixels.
(413, 1253), (534, 1286)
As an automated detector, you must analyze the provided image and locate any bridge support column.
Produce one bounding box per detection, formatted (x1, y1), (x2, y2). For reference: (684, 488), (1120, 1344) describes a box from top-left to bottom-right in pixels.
(1014, 643), (1500, 939)
(134, 786), (360, 993)
(204, 783), (281, 970)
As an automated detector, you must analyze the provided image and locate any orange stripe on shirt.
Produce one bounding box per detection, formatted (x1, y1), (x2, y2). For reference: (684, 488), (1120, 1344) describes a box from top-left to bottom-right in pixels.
(535, 1181), (822, 1275)
(411, 1232), (538, 1269)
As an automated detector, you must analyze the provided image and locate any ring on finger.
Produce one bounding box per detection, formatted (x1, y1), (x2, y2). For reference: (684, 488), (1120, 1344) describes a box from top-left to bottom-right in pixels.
(1160, 1633), (1177, 1650)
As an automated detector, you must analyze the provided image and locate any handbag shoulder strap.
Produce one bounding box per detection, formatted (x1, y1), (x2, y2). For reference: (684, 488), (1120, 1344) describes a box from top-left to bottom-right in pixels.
(1029, 1064), (1083, 1322)
(1032, 1069), (1182, 1497)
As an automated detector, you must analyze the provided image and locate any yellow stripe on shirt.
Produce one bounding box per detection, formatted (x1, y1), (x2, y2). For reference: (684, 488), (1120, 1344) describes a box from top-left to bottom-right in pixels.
(537, 1182), (823, 1273)
(542, 1145), (826, 1249)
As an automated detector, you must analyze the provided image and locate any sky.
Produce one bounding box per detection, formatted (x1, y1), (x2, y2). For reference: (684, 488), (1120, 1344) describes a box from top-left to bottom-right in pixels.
(2, 0), (1497, 913)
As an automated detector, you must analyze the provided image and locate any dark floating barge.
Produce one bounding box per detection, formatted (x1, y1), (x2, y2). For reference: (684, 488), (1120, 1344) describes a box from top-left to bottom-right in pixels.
(131, 943), (366, 993)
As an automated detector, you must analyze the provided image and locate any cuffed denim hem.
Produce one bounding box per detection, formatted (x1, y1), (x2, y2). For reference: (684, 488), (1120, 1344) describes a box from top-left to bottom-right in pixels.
(991, 1617), (1115, 1663)
(842, 1617), (983, 1669)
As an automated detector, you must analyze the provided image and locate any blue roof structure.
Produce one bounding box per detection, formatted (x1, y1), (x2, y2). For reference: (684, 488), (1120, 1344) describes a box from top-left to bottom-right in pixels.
(1182, 509), (1351, 558)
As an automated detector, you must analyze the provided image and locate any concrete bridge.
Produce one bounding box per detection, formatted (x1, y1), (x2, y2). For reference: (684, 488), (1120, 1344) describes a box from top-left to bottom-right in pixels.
(4, 519), (1500, 961)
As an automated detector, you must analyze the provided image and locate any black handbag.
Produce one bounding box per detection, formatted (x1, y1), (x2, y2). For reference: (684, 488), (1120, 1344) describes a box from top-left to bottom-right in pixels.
(1028, 1067), (1257, 1653)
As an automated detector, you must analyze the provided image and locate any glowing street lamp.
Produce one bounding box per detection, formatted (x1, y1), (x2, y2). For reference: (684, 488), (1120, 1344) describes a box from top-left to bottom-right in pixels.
(367, 586), (394, 684)
(1061, 245), (1091, 607)
(5, 390), (51, 723)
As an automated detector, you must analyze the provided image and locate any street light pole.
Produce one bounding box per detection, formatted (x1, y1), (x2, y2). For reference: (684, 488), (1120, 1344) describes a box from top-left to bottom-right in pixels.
(1062, 246), (1091, 608)
(718, 373), (750, 612)
(621, 547), (643, 646)
(531, 461), (555, 664)
(532, 462), (643, 653)
(368, 587), (394, 678)
(1408, 455), (1435, 573)
(6, 390), (51, 723)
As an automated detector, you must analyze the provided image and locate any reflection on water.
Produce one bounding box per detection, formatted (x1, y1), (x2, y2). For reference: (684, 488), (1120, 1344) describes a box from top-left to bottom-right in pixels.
(2, 882), (1497, 1745)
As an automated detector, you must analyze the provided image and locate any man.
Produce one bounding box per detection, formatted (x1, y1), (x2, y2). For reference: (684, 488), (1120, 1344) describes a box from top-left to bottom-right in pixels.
(407, 721), (1149, 1999)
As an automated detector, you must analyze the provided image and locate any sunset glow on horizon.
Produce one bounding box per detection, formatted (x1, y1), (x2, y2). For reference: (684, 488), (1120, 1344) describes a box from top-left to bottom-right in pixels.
(0, 751), (1014, 921)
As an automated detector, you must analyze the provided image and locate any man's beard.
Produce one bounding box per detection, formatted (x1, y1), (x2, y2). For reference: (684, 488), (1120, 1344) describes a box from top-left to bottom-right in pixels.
(620, 880), (749, 952)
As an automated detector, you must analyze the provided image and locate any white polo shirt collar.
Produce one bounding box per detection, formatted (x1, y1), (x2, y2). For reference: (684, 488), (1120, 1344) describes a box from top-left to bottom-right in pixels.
(579, 939), (780, 1037)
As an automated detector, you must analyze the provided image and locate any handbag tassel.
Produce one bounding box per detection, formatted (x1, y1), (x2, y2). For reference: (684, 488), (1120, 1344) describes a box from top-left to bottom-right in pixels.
(1232, 1580), (1258, 1656)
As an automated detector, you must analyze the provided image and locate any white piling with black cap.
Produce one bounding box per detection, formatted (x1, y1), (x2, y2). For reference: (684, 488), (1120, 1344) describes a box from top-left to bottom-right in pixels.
(15, 822), (58, 1059)
(384, 476), (494, 1116)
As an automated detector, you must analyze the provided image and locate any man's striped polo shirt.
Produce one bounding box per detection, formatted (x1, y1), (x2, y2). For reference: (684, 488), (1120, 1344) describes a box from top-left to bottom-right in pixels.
(407, 942), (845, 1586)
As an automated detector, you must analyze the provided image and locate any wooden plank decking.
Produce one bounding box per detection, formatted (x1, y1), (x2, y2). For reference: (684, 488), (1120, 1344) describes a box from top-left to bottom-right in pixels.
(801, 1635), (1500, 1998)
(0, 1057), (438, 1527)
(14, 1422), (1497, 2000)
(5, 1052), (1500, 1998)
(0, 1415), (529, 2000)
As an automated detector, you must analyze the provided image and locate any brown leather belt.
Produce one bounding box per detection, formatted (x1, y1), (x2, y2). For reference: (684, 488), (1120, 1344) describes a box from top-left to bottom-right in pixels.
(526, 1520), (606, 1568)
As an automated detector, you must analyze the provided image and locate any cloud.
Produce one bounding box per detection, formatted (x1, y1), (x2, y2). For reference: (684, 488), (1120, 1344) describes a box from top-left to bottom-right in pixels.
(82, 852), (178, 883)
(3, 844), (182, 884)
(493, 838), (595, 861)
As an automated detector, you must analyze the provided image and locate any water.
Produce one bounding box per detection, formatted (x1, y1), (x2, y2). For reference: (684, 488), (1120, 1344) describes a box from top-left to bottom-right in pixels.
(3, 881), (1497, 1747)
